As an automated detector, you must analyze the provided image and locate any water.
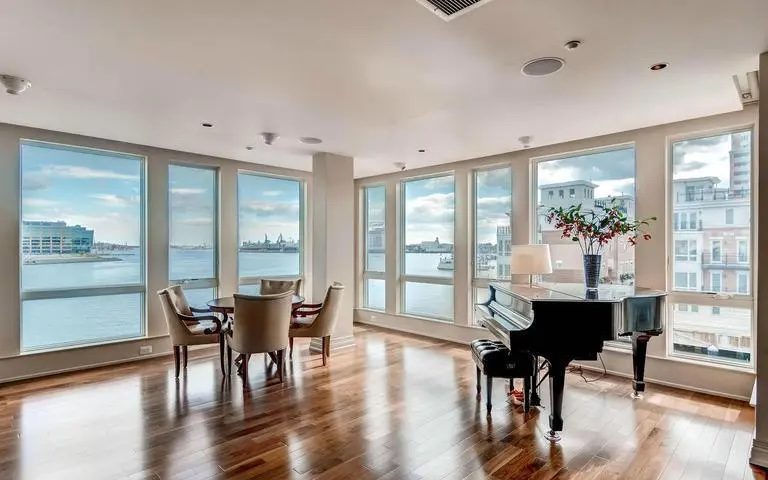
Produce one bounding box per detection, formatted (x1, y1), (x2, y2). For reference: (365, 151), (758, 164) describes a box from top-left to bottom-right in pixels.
(21, 249), (458, 350)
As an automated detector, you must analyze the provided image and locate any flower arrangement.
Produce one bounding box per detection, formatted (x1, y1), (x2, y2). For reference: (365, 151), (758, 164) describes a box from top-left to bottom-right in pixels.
(544, 201), (656, 255)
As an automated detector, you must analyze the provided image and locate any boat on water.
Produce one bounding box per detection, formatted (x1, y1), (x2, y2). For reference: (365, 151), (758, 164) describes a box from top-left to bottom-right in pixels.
(437, 255), (454, 270)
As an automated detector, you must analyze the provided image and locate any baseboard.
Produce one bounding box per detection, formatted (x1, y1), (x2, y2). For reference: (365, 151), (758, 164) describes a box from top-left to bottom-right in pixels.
(309, 335), (355, 354)
(575, 362), (751, 402)
(751, 439), (768, 468)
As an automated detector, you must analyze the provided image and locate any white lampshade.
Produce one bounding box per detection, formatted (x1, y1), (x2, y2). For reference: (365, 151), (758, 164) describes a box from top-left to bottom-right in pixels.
(507, 244), (553, 275)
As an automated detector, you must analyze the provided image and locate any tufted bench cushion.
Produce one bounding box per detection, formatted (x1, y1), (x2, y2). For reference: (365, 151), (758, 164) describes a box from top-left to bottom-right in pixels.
(470, 339), (535, 415)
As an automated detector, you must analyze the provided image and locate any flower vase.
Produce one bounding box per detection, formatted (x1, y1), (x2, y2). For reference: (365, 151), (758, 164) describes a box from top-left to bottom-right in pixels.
(583, 254), (601, 290)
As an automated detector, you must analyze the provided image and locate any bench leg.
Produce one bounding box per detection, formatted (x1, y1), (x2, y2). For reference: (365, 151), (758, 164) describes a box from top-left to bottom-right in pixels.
(476, 367), (481, 399)
(486, 375), (493, 416)
(523, 375), (531, 413)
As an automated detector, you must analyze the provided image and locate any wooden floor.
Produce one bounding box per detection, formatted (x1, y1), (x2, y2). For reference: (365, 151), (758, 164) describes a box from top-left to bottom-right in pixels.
(0, 325), (762, 480)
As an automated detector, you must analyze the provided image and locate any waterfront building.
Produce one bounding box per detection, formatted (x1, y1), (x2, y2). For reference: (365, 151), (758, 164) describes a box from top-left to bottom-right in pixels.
(240, 233), (299, 252)
(367, 222), (385, 253)
(22, 221), (94, 255)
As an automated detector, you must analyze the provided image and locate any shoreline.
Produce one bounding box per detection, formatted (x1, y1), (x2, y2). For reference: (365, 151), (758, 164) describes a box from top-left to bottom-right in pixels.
(23, 255), (123, 265)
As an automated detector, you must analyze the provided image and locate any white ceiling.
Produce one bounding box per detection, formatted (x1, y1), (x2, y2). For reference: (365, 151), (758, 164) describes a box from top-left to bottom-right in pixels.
(0, 0), (765, 178)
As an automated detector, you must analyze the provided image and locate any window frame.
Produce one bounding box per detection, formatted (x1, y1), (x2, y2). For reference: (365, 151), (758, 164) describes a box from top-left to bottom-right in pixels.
(19, 139), (147, 352)
(362, 184), (386, 311)
(666, 126), (755, 369)
(236, 170), (306, 289)
(471, 164), (513, 325)
(399, 172), (455, 322)
(168, 163), (220, 296)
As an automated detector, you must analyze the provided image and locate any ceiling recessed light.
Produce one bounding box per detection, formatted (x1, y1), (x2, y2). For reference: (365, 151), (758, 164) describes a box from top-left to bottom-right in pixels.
(245, 145), (254, 150)
(563, 40), (582, 50)
(299, 136), (323, 145)
(201, 122), (214, 128)
(521, 57), (565, 77)
(418, 149), (426, 153)
(650, 62), (669, 71)
(1, 74), (31, 95)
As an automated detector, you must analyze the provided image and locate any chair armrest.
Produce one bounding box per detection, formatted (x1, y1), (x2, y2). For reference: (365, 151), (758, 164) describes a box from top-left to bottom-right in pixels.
(294, 308), (322, 317)
(300, 303), (323, 309)
(179, 313), (222, 334)
(190, 306), (212, 313)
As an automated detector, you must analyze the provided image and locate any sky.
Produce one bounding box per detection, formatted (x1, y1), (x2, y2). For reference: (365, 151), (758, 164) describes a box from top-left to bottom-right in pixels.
(404, 175), (455, 244)
(22, 142), (143, 245)
(169, 164), (216, 247)
(672, 131), (750, 187)
(238, 173), (301, 245)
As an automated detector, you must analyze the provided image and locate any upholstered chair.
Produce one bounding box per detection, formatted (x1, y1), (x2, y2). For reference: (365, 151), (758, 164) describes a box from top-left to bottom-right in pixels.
(225, 291), (293, 383)
(260, 278), (303, 295)
(289, 283), (344, 366)
(157, 285), (222, 378)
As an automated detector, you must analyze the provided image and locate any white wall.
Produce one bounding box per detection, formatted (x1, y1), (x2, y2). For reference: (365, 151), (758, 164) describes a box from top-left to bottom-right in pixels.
(0, 122), (313, 382)
(355, 105), (758, 400)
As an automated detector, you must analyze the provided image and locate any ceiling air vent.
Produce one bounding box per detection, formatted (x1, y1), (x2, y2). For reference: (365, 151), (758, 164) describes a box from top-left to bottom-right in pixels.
(416, 0), (496, 21)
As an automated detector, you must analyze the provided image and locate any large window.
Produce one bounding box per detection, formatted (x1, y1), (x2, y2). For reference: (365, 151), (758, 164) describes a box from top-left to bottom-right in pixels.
(472, 166), (512, 324)
(401, 174), (454, 320)
(362, 185), (385, 310)
(534, 145), (636, 285)
(670, 129), (753, 366)
(169, 165), (218, 307)
(237, 173), (303, 292)
(20, 141), (145, 351)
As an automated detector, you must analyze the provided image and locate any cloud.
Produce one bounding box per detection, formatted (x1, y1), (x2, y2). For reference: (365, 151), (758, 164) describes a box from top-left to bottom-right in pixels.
(404, 192), (455, 242)
(180, 217), (213, 225)
(22, 173), (51, 192)
(23, 198), (59, 208)
(43, 165), (138, 181)
(240, 200), (299, 219)
(538, 148), (635, 185)
(477, 169), (512, 190)
(170, 187), (205, 195)
(89, 194), (139, 208)
(419, 176), (454, 191)
(261, 190), (283, 197)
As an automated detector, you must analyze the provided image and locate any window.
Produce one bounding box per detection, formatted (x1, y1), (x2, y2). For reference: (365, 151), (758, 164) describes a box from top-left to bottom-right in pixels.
(237, 173), (303, 290)
(710, 272), (722, 293)
(363, 185), (386, 310)
(670, 130), (753, 365)
(535, 145), (636, 285)
(402, 174), (454, 320)
(558, 189), (564, 198)
(473, 167), (512, 324)
(169, 165), (218, 308)
(568, 188), (575, 198)
(674, 240), (697, 261)
(20, 141), (145, 351)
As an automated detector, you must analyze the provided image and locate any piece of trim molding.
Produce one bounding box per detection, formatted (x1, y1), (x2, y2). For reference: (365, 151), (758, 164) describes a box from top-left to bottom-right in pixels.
(750, 439), (768, 468)
(309, 335), (355, 354)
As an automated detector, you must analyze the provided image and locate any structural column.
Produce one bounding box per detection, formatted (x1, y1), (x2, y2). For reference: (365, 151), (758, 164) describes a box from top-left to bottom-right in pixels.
(751, 52), (767, 468)
(310, 152), (356, 352)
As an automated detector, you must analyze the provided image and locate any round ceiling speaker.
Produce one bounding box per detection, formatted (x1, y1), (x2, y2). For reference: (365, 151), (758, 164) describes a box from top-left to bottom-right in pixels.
(521, 57), (565, 77)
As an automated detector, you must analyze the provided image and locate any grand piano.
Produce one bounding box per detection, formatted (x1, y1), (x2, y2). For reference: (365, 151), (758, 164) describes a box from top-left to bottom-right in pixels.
(476, 282), (665, 441)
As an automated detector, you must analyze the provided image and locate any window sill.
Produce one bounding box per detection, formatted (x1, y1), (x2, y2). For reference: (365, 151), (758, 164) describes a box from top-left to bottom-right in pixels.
(598, 342), (755, 374)
(15, 333), (165, 359)
(355, 308), (486, 330)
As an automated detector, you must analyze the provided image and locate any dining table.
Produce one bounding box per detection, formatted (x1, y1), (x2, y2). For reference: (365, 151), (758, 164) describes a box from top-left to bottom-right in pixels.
(207, 291), (305, 375)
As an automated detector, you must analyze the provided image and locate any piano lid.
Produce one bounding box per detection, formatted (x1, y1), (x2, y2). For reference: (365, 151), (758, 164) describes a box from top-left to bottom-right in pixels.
(490, 282), (666, 304)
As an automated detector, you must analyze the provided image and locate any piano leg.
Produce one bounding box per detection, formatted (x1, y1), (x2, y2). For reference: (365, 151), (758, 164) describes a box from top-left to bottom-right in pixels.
(530, 355), (542, 407)
(544, 357), (570, 442)
(631, 333), (651, 398)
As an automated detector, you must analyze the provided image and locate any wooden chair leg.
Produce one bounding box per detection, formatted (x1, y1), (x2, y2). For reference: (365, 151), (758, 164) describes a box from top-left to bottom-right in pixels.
(242, 353), (249, 379)
(277, 349), (285, 383)
(486, 375), (493, 416)
(523, 375), (531, 413)
(219, 333), (226, 375)
(476, 367), (482, 399)
(289, 337), (294, 359)
(182, 346), (188, 369)
(227, 345), (233, 376)
(173, 346), (181, 378)
(325, 336), (331, 358)
(321, 336), (328, 366)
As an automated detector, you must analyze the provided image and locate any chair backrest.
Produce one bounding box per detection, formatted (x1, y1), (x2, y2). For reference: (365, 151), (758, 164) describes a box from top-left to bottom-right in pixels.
(157, 287), (192, 345)
(164, 284), (193, 317)
(260, 278), (302, 295)
(230, 291), (293, 354)
(309, 283), (345, 336)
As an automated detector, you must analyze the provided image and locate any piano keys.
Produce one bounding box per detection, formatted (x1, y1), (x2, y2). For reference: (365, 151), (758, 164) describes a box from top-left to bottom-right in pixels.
(476, 282), (665, 441)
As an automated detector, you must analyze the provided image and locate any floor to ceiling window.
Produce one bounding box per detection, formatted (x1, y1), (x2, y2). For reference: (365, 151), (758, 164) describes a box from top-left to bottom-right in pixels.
(168, 164), (218, 307)
(533, 145), (636, 285)
(237, 172), (303, 294)
(20, 141), (145, 351)
(669, 129), (753, 366)
(362, 185), (386, 310)
(472, 166), (512, 324)
(401, 174), (455, 320)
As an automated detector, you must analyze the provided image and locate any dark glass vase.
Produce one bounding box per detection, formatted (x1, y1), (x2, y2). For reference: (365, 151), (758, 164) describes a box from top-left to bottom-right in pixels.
(583, 254), (601, 290)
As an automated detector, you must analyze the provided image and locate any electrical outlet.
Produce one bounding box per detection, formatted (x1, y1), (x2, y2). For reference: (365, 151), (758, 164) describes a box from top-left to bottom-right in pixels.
(139, 345), (153, 355)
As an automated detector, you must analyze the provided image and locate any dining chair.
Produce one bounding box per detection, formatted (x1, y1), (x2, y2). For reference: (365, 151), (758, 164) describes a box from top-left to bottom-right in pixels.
(289, 283), (344, 366)
(260, 278), (302, 295)
(224, 291), (293, 383)
(157, 285), (223, 378)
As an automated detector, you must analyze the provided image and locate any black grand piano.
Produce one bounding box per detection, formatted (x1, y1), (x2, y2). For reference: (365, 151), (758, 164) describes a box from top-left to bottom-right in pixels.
(476, 282), (665, 441)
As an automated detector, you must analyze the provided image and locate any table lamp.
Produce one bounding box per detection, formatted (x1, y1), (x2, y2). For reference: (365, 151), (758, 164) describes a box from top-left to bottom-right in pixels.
(507, 244), (553, 287)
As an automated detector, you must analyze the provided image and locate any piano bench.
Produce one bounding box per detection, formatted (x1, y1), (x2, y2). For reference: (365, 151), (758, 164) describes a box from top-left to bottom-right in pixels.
(470, 339), (534, 416)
